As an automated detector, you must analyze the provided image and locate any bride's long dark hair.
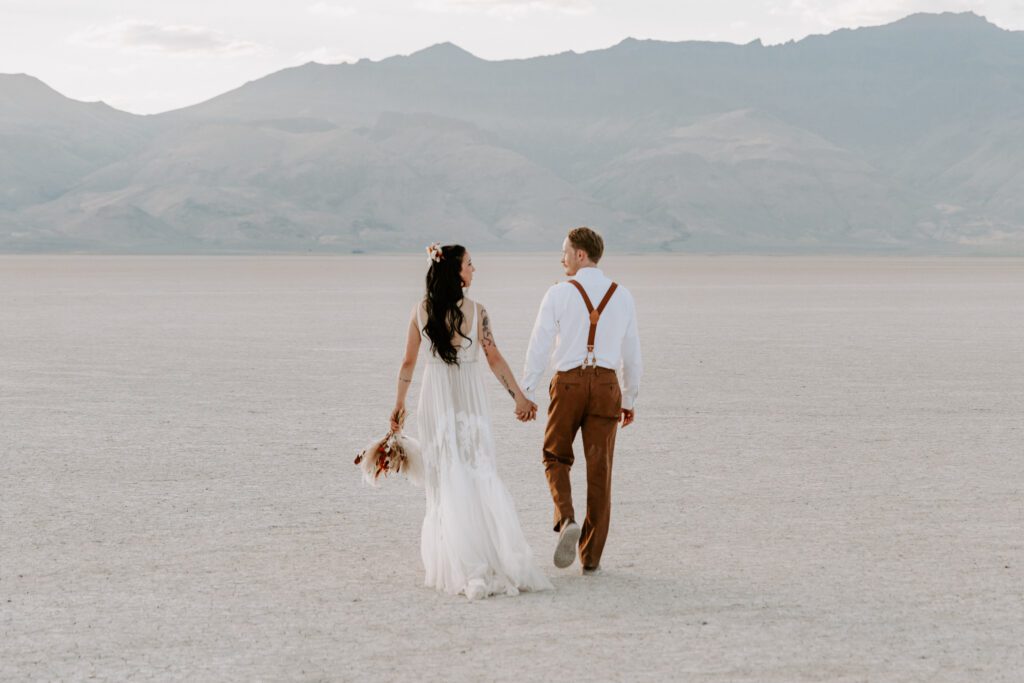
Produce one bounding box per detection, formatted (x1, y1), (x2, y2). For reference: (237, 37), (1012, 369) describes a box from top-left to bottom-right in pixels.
(424, 244), (471, 366)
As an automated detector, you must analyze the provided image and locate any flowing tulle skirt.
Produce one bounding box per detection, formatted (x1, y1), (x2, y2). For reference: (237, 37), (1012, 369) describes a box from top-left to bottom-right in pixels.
(417, 358), (553, 599)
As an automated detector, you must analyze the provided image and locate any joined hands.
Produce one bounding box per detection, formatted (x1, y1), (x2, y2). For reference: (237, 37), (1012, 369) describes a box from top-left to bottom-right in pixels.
(514, 395), (538, 422)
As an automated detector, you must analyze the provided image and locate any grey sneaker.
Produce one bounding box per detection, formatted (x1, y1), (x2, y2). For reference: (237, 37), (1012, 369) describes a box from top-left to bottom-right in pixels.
(553, 521), (581, 568)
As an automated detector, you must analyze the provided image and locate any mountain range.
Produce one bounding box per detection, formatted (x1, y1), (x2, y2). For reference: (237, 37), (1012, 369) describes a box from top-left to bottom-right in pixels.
(2, 11), (1023, 253)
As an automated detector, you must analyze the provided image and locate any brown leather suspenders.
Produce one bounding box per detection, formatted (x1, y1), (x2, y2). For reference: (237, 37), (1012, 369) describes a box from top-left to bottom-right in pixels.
(568, 279), (618, 368)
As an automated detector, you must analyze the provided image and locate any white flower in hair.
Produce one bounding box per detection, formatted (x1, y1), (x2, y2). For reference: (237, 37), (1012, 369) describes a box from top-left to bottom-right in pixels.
(426, 242), (443, 263)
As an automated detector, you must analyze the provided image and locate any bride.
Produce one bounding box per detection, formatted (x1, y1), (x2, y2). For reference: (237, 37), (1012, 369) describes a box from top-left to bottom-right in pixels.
(390, 243), (553, 601)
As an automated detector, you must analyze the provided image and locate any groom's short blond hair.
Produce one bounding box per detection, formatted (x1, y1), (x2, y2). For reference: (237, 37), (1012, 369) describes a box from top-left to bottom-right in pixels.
(567, 227), (604, 263)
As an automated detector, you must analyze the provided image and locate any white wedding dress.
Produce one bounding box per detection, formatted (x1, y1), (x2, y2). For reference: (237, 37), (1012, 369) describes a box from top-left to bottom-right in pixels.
(416, 302), (553, 600)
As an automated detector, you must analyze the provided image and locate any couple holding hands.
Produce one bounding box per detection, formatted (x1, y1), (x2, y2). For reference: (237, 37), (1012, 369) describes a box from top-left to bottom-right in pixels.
(390, 227), (642, 601)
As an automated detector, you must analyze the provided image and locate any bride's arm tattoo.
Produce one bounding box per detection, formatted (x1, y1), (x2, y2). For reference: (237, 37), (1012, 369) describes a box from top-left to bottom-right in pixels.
(481, 308), (515, 399)
(499, 373), (515, 399)
(481, 309), (495, 348)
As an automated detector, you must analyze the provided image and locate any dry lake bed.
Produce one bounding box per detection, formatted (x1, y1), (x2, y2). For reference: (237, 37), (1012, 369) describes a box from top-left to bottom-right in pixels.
(2, 254), (1022, 681)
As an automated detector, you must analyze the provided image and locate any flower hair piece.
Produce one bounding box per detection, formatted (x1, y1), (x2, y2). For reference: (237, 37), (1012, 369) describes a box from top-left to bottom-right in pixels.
(426, 242), (443, 264)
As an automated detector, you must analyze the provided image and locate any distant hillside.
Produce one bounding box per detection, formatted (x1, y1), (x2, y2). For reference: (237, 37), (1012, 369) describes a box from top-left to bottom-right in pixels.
(2, 12), (1023, 253)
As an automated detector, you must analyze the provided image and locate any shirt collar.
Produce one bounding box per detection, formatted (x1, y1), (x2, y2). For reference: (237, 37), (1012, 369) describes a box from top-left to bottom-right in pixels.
(572, 266), (603, 280)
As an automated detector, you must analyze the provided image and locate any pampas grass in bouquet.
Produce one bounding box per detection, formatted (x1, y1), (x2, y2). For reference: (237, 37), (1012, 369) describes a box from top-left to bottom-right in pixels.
(354, 409), (423, 487)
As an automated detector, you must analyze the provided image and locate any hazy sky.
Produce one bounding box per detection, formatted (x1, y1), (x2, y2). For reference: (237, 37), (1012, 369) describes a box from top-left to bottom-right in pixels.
(3, 0), (1023, 115)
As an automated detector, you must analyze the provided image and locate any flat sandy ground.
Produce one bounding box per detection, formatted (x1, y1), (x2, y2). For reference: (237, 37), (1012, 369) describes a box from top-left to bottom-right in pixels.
(2, 254), (1022, 681)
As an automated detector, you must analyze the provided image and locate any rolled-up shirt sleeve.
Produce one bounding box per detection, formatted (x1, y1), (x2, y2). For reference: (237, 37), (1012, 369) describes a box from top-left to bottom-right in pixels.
(620, 292), (643, 410)
(521, 286), (558, 403)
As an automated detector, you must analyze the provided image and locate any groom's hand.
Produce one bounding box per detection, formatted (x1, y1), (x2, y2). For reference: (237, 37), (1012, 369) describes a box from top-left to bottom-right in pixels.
(515, 400), (538, 422)
(620, 408), (635, 428)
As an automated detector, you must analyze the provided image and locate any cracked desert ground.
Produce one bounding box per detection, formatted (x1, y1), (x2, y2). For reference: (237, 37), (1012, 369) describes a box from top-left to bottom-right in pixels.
(2, 254), (1022, 681)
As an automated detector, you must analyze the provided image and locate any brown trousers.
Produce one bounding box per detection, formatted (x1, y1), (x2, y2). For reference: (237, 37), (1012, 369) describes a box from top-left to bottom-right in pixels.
(543, 366), (621, 568)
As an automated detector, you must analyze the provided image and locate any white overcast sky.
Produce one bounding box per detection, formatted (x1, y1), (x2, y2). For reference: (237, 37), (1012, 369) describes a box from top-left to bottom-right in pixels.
(2, 0), (1022, 114)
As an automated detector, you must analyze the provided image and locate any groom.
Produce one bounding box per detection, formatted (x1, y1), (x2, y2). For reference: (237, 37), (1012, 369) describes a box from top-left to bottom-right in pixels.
(521, 227), (643, 574)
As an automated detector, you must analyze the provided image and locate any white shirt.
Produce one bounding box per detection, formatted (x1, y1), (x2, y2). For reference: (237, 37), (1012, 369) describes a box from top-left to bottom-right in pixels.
(521, 267), (643, 410)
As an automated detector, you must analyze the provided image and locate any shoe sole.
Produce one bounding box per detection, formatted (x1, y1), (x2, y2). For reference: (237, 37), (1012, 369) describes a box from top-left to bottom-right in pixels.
(553, 524), (581, 568)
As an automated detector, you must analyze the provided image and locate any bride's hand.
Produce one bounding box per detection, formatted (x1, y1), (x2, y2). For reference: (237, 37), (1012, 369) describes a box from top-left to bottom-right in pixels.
(390, 405), (405, 432)
(514, 396), (537, 422)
